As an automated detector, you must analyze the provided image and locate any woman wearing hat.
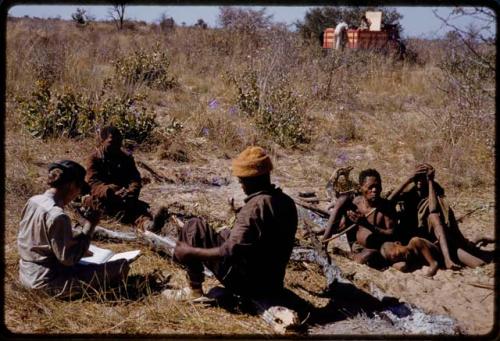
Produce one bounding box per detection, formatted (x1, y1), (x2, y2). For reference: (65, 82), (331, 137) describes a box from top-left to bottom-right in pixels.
(17, 160), (129, 298)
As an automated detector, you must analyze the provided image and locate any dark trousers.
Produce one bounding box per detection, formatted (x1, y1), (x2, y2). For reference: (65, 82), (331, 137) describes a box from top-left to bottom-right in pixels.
(178, 218), (231, 288)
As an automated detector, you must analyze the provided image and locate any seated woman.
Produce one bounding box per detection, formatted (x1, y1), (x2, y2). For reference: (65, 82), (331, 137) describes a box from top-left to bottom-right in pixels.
(17, 160), (129, 298)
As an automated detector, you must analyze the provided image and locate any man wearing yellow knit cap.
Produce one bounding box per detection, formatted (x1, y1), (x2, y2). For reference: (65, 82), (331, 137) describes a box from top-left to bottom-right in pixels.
(163, 146), (298, 302)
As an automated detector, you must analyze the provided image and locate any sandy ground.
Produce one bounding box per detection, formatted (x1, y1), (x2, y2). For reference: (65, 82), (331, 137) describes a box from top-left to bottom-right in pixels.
(4, 147), (495, 336)
(134, 151), (496, 335)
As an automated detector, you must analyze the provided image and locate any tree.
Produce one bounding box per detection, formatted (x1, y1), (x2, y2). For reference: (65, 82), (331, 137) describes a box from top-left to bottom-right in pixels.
(217, 6), (273, 34)
(158, 13), (175, 32)
(194, 18), (208, 29)
(296, 6), (403, 43)
(71, 8), (90, 26)
(108, 2), (126, 30)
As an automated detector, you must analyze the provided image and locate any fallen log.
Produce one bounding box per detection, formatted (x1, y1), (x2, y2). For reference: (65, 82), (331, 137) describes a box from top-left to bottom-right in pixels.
(94, 226), (137, 242)
(142, 230), (177, 257)
(94, 226), (458, 334)
(93, 226), (213, 277)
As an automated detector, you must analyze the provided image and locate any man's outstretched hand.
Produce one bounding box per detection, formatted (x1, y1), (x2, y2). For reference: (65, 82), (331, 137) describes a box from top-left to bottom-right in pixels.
(173, 241), (193, 263)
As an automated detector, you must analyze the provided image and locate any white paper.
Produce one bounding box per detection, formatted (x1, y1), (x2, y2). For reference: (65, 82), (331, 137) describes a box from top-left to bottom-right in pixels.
(79, 244), (141, 265)
(109, 250), (141, 262)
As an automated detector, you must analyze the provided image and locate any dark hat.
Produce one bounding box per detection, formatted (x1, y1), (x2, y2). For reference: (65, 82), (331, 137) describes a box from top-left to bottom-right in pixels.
(48, 160), (90, 194)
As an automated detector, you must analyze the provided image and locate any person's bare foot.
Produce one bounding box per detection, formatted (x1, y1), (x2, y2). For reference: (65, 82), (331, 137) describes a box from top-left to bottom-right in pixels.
(444, 259), (461, 270)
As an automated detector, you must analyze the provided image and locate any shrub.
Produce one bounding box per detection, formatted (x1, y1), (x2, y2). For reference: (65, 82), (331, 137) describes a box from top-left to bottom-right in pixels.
(229, 70), (309, 148)
(16, 80), (93, 139)
(256, 87), (309, 148)
(16, 80), (158, 143)
(95, 94), (158, 143)
(229, 69), (259, 117)
(112, 44), (177, 90)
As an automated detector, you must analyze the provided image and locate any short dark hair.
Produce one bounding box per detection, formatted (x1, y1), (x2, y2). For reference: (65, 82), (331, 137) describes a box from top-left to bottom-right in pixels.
(359, 168), (381, 185)
(99, 125), (122, 141)
(47, 160), (89, 193)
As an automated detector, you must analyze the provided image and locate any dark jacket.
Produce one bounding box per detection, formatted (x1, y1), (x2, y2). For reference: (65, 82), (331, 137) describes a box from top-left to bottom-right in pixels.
(220, 185), (298, 295)
(85, 147), (142, 202)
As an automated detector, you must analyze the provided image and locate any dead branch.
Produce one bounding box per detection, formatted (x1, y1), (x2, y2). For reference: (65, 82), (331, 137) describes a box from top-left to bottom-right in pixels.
(137, 160), (175, 183)
(294, 199), (330, 218)
(94, 226), (137, 241)
(466, 282), (494, 290)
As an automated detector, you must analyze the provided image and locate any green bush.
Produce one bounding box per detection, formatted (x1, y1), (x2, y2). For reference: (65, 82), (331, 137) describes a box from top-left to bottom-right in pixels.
(113, 44), (177, 90)
(230, 70), (309, 148)
(16, 81), (158, 144)
(233, 70), (259, 116)
(94, 95), (158, 143)
(17, 80), (93, 139)
(256, 87), (309, 148)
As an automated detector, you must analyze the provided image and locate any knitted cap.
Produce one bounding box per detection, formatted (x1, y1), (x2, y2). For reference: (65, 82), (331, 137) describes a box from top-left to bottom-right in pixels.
(232, 146), (273, 178)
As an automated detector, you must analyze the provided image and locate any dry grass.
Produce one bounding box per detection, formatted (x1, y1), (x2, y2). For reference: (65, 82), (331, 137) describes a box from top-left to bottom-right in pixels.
(4, 16), (495, 336)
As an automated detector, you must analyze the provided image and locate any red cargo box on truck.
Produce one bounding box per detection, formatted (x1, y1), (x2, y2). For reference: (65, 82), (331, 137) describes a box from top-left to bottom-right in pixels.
(323, 27), (335, 48)
(347, 29), (389, 49)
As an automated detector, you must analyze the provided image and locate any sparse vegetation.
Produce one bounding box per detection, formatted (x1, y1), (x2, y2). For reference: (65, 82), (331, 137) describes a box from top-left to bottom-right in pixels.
(16, 79), (158, 143)
(5, 6), (495, 336)
(112, 44), (177, 90)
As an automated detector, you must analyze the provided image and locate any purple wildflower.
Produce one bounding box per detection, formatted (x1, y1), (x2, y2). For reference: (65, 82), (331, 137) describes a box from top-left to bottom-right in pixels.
(208, 98), (219, 110)
(312, 84), (318, 95)
(228, 106), (237, 115)
(335, 152), (349, 165)
(339, 135), (348, 143)
(201, 127), (210, 136)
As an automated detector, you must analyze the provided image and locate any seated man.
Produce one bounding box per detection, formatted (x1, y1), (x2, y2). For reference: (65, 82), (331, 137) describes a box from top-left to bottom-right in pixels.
(84, 126), (168, 232)
(388, 163), (494, 269)
(323, 169), (397, 267)
(163, 146), (298, 301)
(380, 237), (441, 277)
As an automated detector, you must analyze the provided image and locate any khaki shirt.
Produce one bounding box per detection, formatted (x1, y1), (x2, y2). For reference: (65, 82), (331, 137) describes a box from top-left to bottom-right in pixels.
(17, 191), (91, 289)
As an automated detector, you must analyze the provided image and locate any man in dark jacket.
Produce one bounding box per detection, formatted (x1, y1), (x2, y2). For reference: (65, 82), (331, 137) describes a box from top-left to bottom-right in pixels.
(84, 126), (168, 231)
(163, 146), (298, 301)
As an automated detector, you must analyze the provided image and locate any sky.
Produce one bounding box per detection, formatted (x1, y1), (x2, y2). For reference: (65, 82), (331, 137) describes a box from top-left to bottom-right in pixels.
(7, 5), (496, 39)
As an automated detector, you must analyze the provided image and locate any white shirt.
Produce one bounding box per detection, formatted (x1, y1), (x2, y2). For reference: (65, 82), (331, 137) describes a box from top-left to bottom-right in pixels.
(17, 191), (91, 289)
